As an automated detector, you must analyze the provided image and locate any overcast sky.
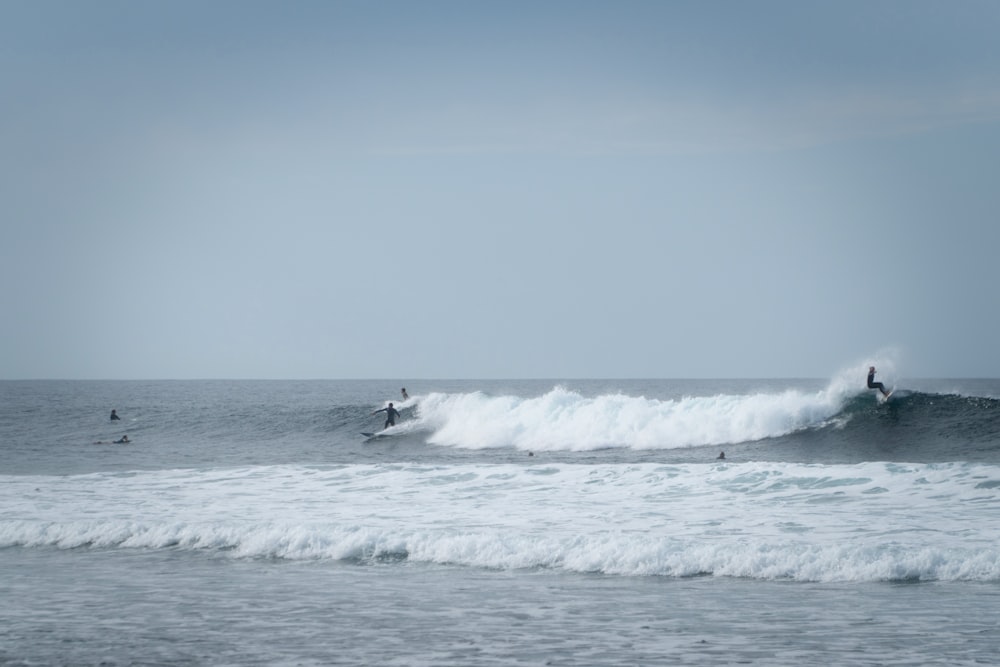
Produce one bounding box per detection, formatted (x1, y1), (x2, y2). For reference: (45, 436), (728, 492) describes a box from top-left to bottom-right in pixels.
(2, 0), (998, 380)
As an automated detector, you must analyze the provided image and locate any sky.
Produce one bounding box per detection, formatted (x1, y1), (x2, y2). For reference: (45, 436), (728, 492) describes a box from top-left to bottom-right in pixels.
(2, 0), (999, 380)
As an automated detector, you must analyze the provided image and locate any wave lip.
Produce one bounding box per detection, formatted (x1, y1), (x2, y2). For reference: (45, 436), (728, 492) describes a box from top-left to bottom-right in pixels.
(415, 385), (850, 451)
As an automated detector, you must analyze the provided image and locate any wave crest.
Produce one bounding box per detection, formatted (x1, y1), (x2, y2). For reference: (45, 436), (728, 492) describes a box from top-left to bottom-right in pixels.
(415, 383), (854, 451)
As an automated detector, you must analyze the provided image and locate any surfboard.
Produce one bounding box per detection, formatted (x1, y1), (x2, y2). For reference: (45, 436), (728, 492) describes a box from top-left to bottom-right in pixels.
(363, 424), (403, 440)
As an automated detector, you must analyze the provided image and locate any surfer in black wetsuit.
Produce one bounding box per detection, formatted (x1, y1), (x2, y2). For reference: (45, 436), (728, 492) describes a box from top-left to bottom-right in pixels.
(867, 366), (889, 397)
(110, 409), (120, 421)
(95, 435), (129, 444)
(371, 403), (401, 430)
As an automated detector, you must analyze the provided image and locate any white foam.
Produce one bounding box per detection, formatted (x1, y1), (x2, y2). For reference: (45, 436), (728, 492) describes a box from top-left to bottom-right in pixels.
(3, 461), (998, 582)
(413, 382), (857, 451)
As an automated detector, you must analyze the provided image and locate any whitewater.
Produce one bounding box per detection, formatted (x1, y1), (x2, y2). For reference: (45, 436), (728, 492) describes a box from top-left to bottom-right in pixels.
(4, 461), (998, 582)
(2, 371), (999, 665)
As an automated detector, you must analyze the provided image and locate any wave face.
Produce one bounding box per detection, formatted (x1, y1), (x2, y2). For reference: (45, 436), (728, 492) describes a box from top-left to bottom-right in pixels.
(3, 462), (999, 582)
(411, 384), (1000, 457)
(415, 386), (841, 450)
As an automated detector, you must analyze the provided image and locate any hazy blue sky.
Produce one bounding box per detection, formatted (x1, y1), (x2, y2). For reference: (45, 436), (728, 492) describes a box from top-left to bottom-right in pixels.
(2, 0), (998, 379)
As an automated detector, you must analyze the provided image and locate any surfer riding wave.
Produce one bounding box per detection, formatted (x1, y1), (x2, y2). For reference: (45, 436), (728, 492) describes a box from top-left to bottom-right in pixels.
(867, 366), (889, 397)
(371, 402), (401, 430)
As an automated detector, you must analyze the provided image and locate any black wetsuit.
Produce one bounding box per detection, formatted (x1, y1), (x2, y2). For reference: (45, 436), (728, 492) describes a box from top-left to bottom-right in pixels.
(374, 406), (400, 429)
(110, 411), (120, 421)
(867, 371), (886, 393)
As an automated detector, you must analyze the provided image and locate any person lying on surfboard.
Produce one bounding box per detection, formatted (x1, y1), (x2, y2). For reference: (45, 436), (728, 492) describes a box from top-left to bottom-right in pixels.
(371, 402), (401, 430)
(867, 366), (889, 397)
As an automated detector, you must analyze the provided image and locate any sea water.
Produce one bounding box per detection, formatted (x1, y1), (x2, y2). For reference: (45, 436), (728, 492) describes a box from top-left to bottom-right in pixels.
(2, 375), (999, 665)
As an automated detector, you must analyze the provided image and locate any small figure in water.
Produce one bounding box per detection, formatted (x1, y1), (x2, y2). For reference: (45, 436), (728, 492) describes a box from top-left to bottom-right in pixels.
(717, 451), (725, 460)
(371, 402), (401, 430)
(110, 409), (121, 421)
(95, 435), (130, 444)
(401, 387), (409, 400)
(867, 366), (889, 397)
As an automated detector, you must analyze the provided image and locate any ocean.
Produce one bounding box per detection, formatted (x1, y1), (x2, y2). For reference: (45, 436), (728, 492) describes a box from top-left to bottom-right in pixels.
(2, 373), (999, 666)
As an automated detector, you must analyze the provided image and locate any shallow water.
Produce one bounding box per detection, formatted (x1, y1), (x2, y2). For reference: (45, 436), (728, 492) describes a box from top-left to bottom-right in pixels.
(3, 547), (998, 666)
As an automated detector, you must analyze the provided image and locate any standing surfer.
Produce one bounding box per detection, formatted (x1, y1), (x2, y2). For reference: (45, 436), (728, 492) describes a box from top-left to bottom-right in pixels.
(867, 366), (889, 397)
(372, 402), (401, 430)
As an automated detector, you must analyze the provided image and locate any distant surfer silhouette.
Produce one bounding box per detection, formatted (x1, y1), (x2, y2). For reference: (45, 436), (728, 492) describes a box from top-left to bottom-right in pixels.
(401, 387), (409, 400)
(371, 402), (401, 430)
(95, 435), (129, 444)
(717, 451), (725, 460)
(110, 409), (120, 421)
(867, 366), (889, 397)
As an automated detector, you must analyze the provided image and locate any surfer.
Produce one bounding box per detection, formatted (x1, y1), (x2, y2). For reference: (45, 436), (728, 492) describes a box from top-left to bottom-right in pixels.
(95, 435), (130, 444)
(371, 402), (401, 430)
(401, 387), (409, 400)
(110, 409), (120, 421)
(867, 366), (889, 397)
